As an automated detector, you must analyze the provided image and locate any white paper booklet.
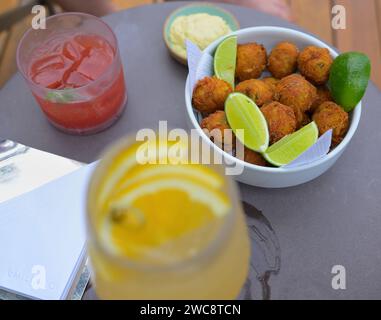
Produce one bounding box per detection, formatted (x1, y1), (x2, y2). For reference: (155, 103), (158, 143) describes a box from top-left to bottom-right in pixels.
(0, 157), (96, 300)
(0, 140), (82, 204)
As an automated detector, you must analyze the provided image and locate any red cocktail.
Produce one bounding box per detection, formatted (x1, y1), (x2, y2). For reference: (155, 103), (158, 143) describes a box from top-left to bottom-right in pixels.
(17, 13), (126, 135)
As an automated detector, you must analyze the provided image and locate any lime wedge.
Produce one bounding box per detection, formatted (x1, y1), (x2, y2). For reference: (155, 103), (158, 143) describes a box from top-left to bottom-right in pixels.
(225, 92), (269, 153)
(214, 36), (237, 88)
(263, 122), (319, 167)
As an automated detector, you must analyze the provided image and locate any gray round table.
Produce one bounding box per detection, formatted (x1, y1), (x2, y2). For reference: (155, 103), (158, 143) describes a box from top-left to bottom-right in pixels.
(1, 1), (381, 300)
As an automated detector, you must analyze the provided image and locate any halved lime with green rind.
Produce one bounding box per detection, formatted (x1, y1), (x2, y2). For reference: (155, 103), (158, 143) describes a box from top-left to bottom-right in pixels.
(225, 92), (269, 153)
(263, 122), (319, 167)
(214, 36), (237, 88)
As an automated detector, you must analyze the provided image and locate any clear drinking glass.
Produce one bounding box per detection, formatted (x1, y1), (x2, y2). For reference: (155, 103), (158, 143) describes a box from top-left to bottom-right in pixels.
(86, 135), (250, 299)
(17, 13), (126, 135)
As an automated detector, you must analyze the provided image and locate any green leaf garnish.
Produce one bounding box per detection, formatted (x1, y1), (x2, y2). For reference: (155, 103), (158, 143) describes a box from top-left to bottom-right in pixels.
(45, 89), (81, 103)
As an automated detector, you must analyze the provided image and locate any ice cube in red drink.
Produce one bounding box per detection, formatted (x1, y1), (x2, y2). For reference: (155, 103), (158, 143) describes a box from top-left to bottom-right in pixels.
(30, 54), (68, 88)
(64, 70), (92, 88)
(76, 47), (113, 80)
(30, 54), (65, 75)
(62, 40), (81, 61)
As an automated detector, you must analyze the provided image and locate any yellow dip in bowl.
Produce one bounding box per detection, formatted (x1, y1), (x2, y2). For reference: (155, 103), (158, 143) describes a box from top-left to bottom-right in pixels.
(169, 13), (232, 60)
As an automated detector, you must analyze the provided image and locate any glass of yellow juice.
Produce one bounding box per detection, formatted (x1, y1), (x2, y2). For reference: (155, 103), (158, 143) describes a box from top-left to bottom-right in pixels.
(86, 135), (250, 299)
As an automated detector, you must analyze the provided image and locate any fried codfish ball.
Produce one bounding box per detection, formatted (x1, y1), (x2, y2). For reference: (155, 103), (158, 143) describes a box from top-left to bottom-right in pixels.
(235, 79), (273, 106)
(261, 102), (297, 144)
(276, 74), (317, 113)
(311, 86), (332, 113)
(243, 147), (268, 167)
(236, 42), (267, 81)
(268, 41), (299, 79)
(201, 111), (234, 152)
(293, 108), (311, 129)
(298, 46), (333, 85)
(262, 77), (279, 96)
(312, 101), (349, 146)
(192, 77), (233, 114)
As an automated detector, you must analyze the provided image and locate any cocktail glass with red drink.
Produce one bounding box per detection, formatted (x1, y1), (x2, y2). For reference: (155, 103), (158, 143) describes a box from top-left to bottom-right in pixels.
(17, 13), (126, 135)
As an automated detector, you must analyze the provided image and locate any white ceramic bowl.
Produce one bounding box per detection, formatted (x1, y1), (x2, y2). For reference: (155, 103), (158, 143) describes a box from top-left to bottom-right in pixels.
(185, 26), (362, 188)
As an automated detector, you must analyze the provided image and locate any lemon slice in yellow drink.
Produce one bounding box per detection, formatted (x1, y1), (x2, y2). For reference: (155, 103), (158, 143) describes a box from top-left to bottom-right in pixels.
(96, 139), (231, 265)
(116, 163), (224, 191)
(108, 175), (229, 250)
(96, 139), (189, 208)
(101, 171), (230, 263)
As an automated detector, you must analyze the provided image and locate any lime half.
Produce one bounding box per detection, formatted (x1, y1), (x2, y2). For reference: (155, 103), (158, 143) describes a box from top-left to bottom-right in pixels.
(225, 92), (269, 153)
(329, 52), (371, 112)
(214, 36), (237, 88)
(264, 122), (319, 167)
